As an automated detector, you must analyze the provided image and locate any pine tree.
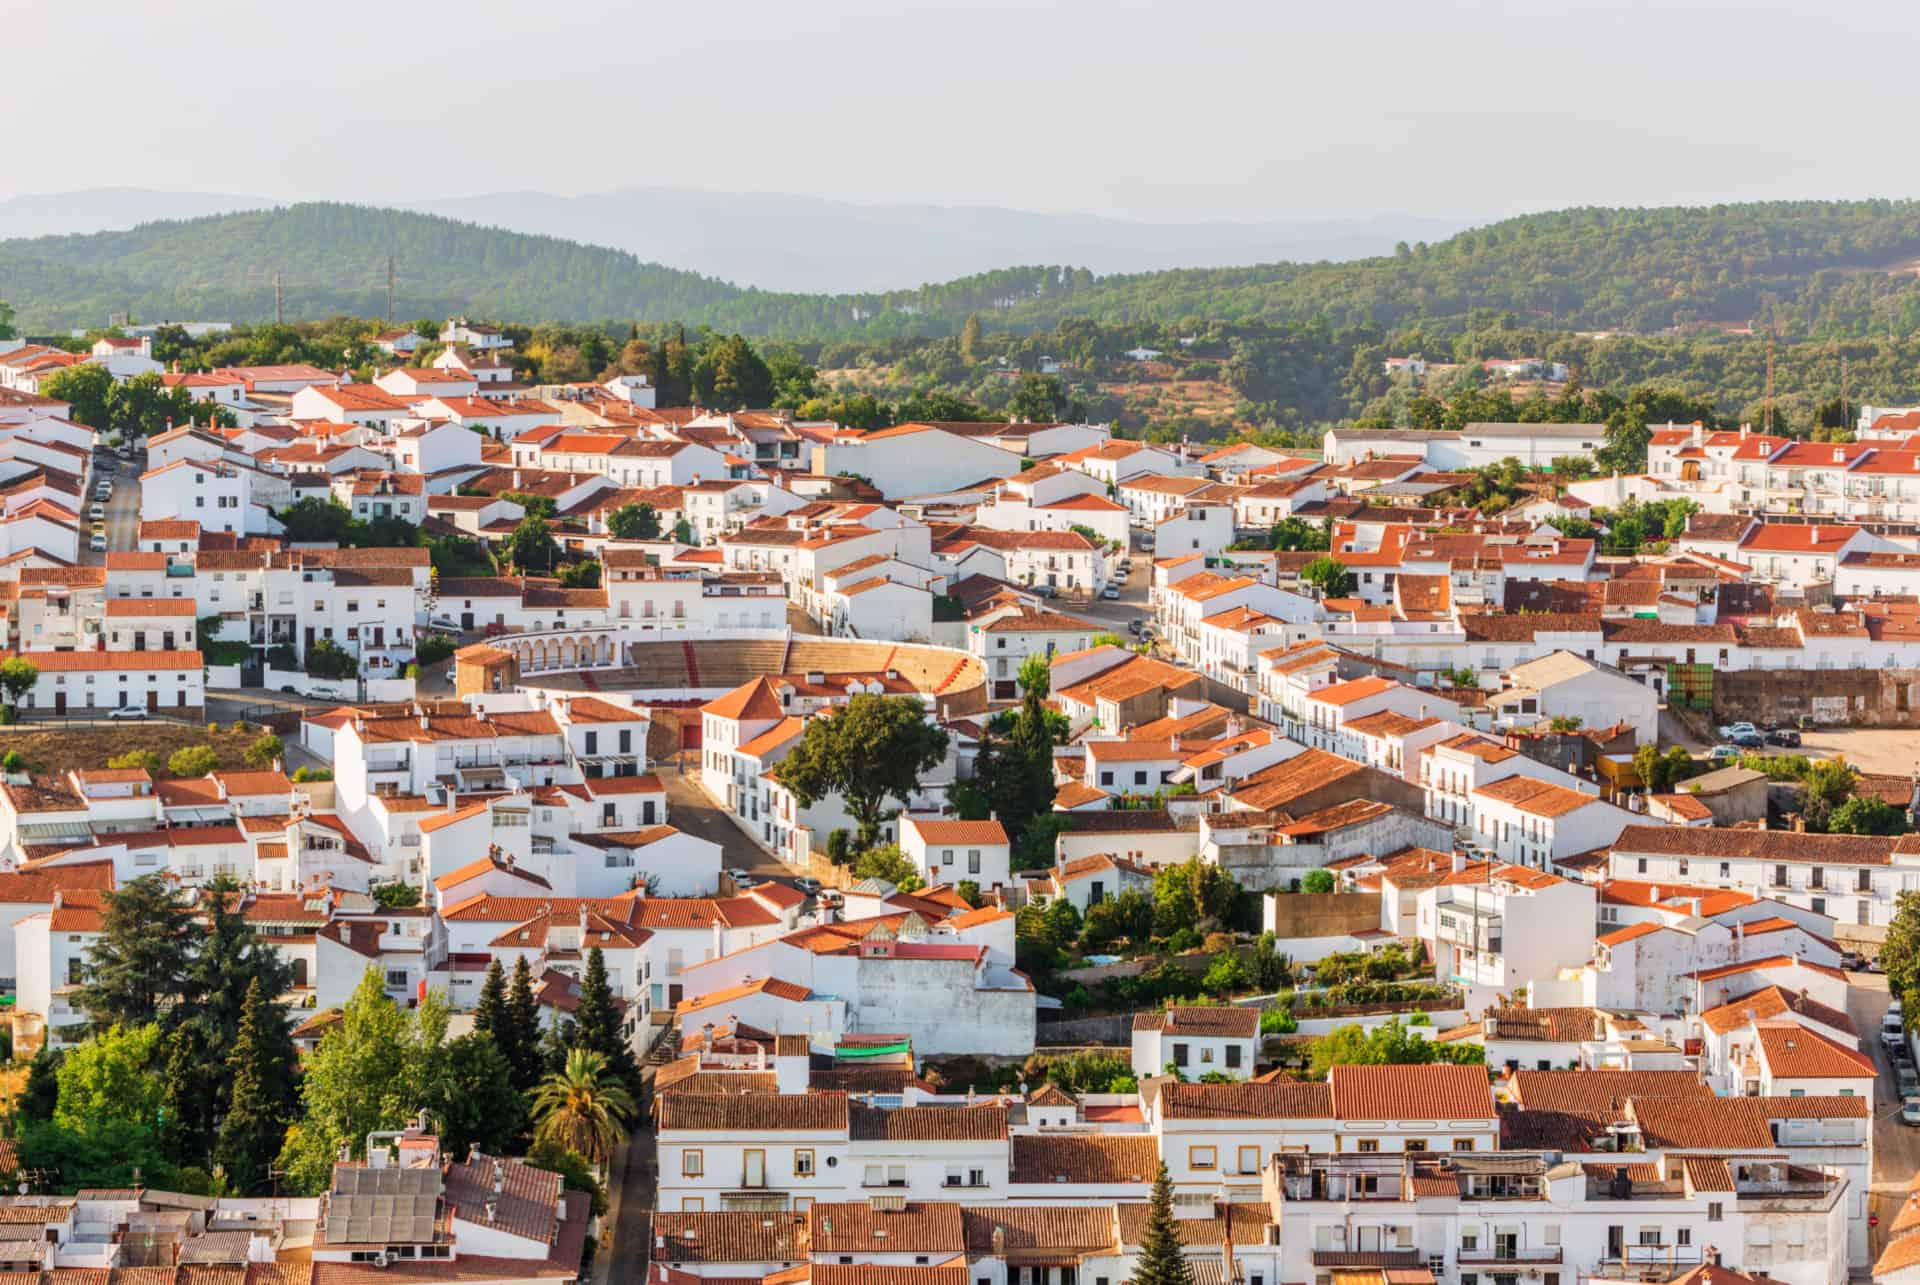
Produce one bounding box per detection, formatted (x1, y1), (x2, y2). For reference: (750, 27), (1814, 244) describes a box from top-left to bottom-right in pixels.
(217, 979), (295, 1194)
(504, 956), (544, 1092)
(1133, 1161), (1195, 1285)
(17, 1046), (60, 1125)
(570, 948), (640, 1092)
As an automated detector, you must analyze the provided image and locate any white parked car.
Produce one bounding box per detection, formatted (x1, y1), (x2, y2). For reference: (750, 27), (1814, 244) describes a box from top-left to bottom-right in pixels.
(1717, 722), (1759, 740)
(89, 504), (105, 520)
(107, 705), (148, 720)
(88, 533), (107, 552)
(1101, 586), (1121, 599)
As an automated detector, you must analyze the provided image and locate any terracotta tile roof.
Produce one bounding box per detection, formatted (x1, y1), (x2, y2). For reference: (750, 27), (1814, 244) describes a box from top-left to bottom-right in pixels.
(1130, 1005), (1259, 1037)
(1328, 1064), (1495, 1121)
(961, 1205), (1117, 1255)
(1436, 1006), (1603, 1044)
(1627, 1095), (1781, 1149)
(1011, 1133), (1159, 1185)
(1115, 1201), (1273, 1249)
(1700, 985), (1855, 1036)
(903, 817), (1009, 846)
(1156, 1080), (1333, 1120)
(1473, 776), (1600, 818)
(1614, 824), (1893, 866)
(656, 1092), (848, 1132)
(848, 1104), (1008, 1141)
(1753, 1022), (1876, 1077)
(701, 676), (786, 722)
(650, 1212), (804, 1264)
(443, 1153), (560, 1243)
(808, 1201), (965, 1255)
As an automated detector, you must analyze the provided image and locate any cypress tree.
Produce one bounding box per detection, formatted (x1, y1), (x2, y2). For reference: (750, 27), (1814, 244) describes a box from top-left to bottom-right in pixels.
(505, 956), (544, 1091)
(474, 959), (509, 1048)
(571, 947), (640, 1092)
(1133, 1161), (1195, 1285)
(217, 979), (294, 1194)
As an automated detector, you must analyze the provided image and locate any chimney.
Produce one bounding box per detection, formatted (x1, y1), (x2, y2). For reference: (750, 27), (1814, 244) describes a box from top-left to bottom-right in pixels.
(468, 1142), (481, 1162)
(1792, 814), (1807, 834)
(492, 1159), (505, 1194)
(1451, 850), (1466, 873)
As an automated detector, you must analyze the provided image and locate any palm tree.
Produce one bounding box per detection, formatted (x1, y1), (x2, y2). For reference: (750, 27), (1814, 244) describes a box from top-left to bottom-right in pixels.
(530, 1048), (636, 1171)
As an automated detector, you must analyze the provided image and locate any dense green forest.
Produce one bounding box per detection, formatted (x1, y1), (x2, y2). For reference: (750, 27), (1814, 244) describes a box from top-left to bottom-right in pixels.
(13, 200), (1920, 339)
(13, 200), (1920, 444)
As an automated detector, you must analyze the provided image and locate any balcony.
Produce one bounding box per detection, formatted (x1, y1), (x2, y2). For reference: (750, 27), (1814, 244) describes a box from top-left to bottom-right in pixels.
(1460, 1248), (1562, 1266)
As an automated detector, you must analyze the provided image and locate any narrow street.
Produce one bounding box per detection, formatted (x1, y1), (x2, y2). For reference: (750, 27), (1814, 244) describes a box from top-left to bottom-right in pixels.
(600, 1061), (659, 1285)
(659, 753), (802, 881)
(1842, 971), (1918, 1268)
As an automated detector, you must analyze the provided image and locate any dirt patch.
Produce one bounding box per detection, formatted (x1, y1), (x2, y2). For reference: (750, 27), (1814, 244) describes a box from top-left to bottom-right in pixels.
(0, 722), (277, 779)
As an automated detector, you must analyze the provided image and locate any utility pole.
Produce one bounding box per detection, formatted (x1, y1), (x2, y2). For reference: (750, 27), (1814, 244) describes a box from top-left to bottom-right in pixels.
(386, 255), (395, 324)
(1764, 322), (1775, 436)
(273, 272), (284, 326)
(1841, 356), (1850, 437)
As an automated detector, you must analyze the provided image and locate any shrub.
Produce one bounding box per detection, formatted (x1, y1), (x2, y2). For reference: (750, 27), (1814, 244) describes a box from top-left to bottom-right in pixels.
(417, 634), (456, 665)
(1202, 931), (1238, 953)
(107, 750), (163, 774)
(1202, 951), (1252, 996)
(0, 750), (19, 773)
(1167, 926), (1202, 953)
(167, 745), (219, 778)
(825, 829), (853, 866)
(1302, 868), (1336, 894)
(243, 732), (284, 770)
(957, 880), (982, 908)
(1260, 1006), (1299, 1034)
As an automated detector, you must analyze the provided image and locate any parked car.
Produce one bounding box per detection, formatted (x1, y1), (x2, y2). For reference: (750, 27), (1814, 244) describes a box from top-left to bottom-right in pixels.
(1127, 618), (1144, 635)
(793, 877), (822, 896)
(107, 705), (148, 720)
(1841, 950), (1866, 972)
(1764, 727), (1801, 747)
(1730, 731), (1765, 749)
(88, 504), (105, 520)
(1706, 744), (1742, 763)
(88, 534), (107, 552)
(1717, 722), (1759, 740)
(1898, 1065), (1919, 1099)
(1904, 1097), (1920, 1127)
(1101, 586), (1121, 599)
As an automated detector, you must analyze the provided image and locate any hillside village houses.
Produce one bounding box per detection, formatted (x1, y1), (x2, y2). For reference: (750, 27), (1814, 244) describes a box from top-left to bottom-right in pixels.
(6, 330), (1919, 1285)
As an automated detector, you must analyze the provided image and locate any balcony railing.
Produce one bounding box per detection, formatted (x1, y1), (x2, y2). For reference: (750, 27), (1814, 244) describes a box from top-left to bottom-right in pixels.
(1460, 1248), (1562, 1265)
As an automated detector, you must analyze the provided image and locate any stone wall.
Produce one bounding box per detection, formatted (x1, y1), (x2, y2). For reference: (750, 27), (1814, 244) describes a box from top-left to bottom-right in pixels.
(1264, 891), (1385, 939)
(1713, 668), (1920, 728)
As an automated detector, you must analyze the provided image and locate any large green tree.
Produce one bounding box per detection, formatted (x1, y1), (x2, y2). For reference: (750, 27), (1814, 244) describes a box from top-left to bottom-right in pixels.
(504, 956), (546, 1090)
(215, 978), (298, 1193)
(277, 969), (449, 1194)
(692, 334), (774, 409)
(426, 1034), (526, 1158)
(605, 503), (660, 541)
(76, 875), (199, 1030)
(773, 694), (950, 846)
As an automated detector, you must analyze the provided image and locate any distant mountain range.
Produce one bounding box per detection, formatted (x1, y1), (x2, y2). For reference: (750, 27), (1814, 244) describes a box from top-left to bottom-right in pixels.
(0, 186), (1468, 294)
(6, 197), (1920, 342)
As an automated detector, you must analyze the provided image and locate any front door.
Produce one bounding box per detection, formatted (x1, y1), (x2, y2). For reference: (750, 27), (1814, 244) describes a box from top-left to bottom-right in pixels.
(53, 692), (64, 714)
(147, 691), (158, 712)
(643, 801), (657, 825)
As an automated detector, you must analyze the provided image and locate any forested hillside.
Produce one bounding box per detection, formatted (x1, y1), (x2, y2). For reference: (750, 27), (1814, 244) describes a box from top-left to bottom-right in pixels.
(12, 200), (1920, 339)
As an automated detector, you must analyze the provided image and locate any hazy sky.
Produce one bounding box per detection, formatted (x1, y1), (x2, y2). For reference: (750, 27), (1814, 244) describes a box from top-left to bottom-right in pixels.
(6, 0), (1904, 223)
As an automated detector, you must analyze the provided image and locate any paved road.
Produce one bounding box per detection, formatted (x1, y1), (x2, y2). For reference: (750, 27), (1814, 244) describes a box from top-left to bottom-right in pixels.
(1842, 970), (1919, 1268)
(81, 450), (141, 565)
(658, 753), (802, 881)
(601, 1065), (659, 1285)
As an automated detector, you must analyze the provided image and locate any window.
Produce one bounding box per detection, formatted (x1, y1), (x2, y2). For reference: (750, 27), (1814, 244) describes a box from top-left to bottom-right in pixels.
(968, 849), (982, 874)
(1225, 1044), (1242, 1069)
(1172, 1042), (1189, 1067)
(1636, 858), (1647, 874)
(1189, 1146), (1216, 1170)
(385, 969), (408, 988)
(681, 1150), (703, 1177)
(1356, 1138), (1379, 1153)
(1404, 1139), (1427, 1152)
(1676, 1228), (1691, 1247)
(1543, 1225), (1560, 1246)
(794, 1149), (814, 1176)
(1237, 1145), (1259, 1174)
